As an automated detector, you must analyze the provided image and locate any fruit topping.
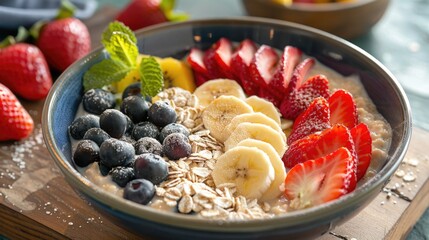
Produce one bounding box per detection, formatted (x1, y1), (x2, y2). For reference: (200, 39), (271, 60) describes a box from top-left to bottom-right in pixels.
(350, 123), (372, 181)
(193, 79), (246, 107)
(120, 95), (149, 123)
(0, 83), (34, 141)
(110, 166), (135, 187)
(230, 39), (258, 95)
(159, 123), (190, 143)
(284, 147), (354, 209)
(187, 48), (209, 86)
(73, 140), (100, 167)
(328, 89), (358, 129)
(100, 138), (135, 168)
(83, 128), (111, 147)
(148, 101), (177, 127)
(158, 57), (196, 92)
(212, 146), (275, 199)
(132, 121), (160, 141)
(134, 137), (163, 155)
(213, 38), (236, 79)
(69, 115), (100, 140)
(123, 179), (155, 205)
(287, 97), (331, 145)
(134, 153), (169, 185)
(249, 45), (279, 88)
(82, 89), (116, 115)
(100, 109), (128, 139)
(245, 95), (282, 125)
(270, 46), (302, 97)
(162, 133), (192, 160)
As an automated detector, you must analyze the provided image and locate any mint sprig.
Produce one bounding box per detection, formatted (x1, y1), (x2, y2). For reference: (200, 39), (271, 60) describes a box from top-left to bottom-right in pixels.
(139, 57), (164, 97)
(83, 21), (164, 97)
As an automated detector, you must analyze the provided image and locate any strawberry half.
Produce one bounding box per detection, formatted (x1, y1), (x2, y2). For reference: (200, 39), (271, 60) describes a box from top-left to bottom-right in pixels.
(351, 123), (372, 181)
(283, 124), (358, 192)
(230, 39), (258, 95)
(270, 46), (302, 98)
(0, 83), (34, 141)
(328, 89), (358, 129)
(249, 45), (279, 88)
(284, 147), (354, 209)
(280, 74), (330, 120)
(187, 48), (209, 86)
(285, 58), (315, 95)
(287, 97), (331, 145)
(203, 46), (223, 80)
(213, 38), (235, 79)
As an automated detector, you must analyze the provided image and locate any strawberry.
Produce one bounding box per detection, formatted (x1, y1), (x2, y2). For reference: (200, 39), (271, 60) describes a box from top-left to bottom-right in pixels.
(285, 58), (315, 95)
(328, 89), (358, 129)
(230, 39), (258, 95)
(0, 43), (52, 100)
(280, 74), (330, 120)
(284, 147), (354, 209)
(249, 45), (279, 88)
(287, 97), (331, 145)
(283, 124), (358, 192)
(257, 87), (281, 107)
(213, 38), (236, 79)
(0, 83), (34, 141)
(35, 2), (91, 72)
(187, 48), (209, 86)
(203, 47), (223, 80)
(270, 46), (302, 98)
(351, 123), (372, 181)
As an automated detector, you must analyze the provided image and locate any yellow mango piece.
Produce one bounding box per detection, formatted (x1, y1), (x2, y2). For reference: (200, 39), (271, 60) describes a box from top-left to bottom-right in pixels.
(158, 57), (196, 92)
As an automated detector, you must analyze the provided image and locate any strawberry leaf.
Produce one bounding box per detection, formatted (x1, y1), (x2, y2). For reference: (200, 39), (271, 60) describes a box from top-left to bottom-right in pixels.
(83, 59), (133, 91)
(160, 0), (188, 22)
(56, 0), (76, 19)
(139, 56), (164, 97)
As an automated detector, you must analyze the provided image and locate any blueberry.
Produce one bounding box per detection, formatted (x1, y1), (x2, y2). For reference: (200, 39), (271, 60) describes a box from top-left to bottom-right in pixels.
(110, 166), (135, 187)
(83, 128), (110, 146)
(123, 179), (155, 205)
(82, 89), (116, 115)
(69, 115), (100, 140)
(162, 133), (191, 160)
(134, 137), (163, 155)
(132, 121), (159, 141)
(73, 140), (100, 167)
(120, 95), (149, 123)
(148, 101), (177, 128)
(100, 138), (135, 168)
(125, 115), (134, 135)
(134, 153), (168, 185)
(122, 82), (152, 102)
(98, 162), (111, 176)
(159, 123), (190, 143)
(100, 109), (128, 139)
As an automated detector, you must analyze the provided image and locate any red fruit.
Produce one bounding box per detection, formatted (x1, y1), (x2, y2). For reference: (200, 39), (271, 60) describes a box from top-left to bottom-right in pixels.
(249, 45), (279, 88)
(287, 97), (331, 145)
(230, 39), (258, 95)
(328, 89), (358, 129)
(270, 46), (302, 98)
(0, 83), (34, 141)
(280, 74), (330, 120)
(351, 123), (372, 181)
(203, 47), (223, 80)
(284, 147), (354, 209)
(286, 58), (315, 95)
(37, 17), (91, 71)
(257, 87), (281, 107)
(0, 43), (52, 100)
(213, 38), (235, 79)
(116, 0), (167, 31)
(187, 48), (209, 86)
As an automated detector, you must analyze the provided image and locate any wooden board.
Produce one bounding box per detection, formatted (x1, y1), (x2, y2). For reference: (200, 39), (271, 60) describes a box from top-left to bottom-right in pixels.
(1, 6), (428, 240)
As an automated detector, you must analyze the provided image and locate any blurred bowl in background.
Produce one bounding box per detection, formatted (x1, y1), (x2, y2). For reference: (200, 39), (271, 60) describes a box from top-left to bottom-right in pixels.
(242, 0), (390, 39)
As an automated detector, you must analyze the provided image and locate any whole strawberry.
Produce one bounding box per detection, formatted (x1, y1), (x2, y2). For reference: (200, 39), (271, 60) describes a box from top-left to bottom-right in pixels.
(35, 1), (91, 71)
(116, 0), (187, 31)
(0, 83), (34, 141)
(0, 43), (52, 100)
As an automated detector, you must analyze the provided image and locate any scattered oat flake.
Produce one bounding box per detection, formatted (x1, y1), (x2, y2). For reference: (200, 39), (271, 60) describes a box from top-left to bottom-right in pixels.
(403, 172), (416, 182)
(395, 169), (405, 178)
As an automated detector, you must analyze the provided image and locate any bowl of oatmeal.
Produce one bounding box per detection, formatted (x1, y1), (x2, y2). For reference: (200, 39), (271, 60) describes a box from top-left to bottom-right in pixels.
(42, 18), (411, 239)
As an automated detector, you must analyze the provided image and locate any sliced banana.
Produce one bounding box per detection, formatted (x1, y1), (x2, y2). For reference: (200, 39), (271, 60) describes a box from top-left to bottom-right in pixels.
(224, 122), (287, 156)
(237, 139), (286, 201)
(226, 112), (286, 142)
(202, 95), (253, 142)
(194, 79), (246, 107)
(245, 96), (281, 125)
(212, 146), (274, 199)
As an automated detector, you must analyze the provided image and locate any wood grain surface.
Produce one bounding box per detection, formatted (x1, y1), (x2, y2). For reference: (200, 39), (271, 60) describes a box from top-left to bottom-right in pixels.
(0, 6), (428, 240)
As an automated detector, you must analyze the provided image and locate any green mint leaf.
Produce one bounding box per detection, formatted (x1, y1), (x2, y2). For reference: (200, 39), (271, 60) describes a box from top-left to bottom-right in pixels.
(101, 22), (138, 68)
(83, 59), (132, 91)
(139, 57), (164, 97)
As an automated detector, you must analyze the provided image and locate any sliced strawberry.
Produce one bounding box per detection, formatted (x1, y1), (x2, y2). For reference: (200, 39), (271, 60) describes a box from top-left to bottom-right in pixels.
(203, 47), (222, 80)
(213, 38), (235, 79)
(249, 45), (279, 88)
(280, 74), (330, 120)
(230, 39), (258, 95)
(187, 48), (208, 75)
(351, 123), (372, 181)
(287, 97), (331, 145)
(257, 87), (281, 107)
(328, 89), (358, 129)
(286, 58), (315, 95)
(284, 147), (354, 209)
(270, 46), (302, 98)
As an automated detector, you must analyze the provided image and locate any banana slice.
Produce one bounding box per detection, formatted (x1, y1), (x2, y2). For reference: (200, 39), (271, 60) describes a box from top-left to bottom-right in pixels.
(226, 112), (286, 142)
(212, 146), (274, 199)
(194, 79), (246, 107)
(202, 95), (253, 142)
(224, 122), (287, 156)
(245, 96), (281, 125)
(237, 139), (286, 201)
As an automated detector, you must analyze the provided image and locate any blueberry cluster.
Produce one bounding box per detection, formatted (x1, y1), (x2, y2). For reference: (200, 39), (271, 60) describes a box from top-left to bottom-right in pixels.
(68, 86), (192, 205)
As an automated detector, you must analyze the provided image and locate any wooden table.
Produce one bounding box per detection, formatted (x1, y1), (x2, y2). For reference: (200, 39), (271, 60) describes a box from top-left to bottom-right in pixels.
(1, 6), (429, 240)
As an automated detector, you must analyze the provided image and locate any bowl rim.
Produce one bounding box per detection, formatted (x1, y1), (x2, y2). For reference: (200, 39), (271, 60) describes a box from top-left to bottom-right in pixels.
(42, 16), (412, 232)
(243, 0), (385, 12)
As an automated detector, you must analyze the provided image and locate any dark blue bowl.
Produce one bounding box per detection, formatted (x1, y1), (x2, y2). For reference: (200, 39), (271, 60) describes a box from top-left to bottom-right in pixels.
(42, 18), (412, 240)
